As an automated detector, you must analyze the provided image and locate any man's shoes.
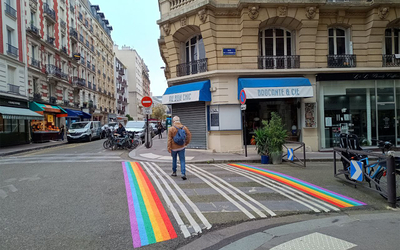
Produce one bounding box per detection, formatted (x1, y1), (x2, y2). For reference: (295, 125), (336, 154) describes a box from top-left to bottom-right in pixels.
(171, 172), (177, 177)
(182, 175), (187, 180)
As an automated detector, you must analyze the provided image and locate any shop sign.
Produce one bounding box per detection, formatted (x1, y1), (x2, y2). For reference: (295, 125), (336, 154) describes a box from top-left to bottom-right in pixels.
(162, 90), (200, 104)
(47, 114), (54, 123)
(317, 72), (400, 81)
(0, 98), (27, 108)
(244, 86), (313, 99)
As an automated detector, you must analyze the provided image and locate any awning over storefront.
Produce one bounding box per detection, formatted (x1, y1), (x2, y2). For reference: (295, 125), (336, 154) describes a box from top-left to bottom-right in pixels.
(238, 78), (313, 99)
(65, 109), (91, 119)
(29, 102), (68, 117)
(162, 80), (211, 104)
(0, 106), (44, 120)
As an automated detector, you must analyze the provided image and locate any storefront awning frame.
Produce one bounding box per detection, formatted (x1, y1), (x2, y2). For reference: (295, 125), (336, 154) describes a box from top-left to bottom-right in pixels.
(29, 102), (68, 117)
(238, 77), (313, 99)
(65, 109), (91, 119)
(0, 106), (44, 120)
(162, 80), (211, 104)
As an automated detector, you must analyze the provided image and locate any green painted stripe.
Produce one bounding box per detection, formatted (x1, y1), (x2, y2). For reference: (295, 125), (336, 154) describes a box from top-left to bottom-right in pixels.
(127, 162), (157, 244)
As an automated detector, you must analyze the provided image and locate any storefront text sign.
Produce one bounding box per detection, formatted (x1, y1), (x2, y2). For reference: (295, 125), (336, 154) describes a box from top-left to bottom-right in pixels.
(243, 86), (313, 99)
(162, 90), (200, 104)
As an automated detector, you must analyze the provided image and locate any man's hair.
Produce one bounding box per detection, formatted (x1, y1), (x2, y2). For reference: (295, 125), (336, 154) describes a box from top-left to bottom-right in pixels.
(173, 116), (180, 123)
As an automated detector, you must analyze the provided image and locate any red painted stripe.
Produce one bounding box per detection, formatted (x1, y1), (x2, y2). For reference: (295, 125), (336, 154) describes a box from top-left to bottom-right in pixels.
(17, 0), (23, 62)
(136, 163), (177, 239)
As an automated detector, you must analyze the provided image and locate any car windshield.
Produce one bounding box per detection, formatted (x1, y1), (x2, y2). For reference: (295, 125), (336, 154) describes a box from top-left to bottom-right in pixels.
(108, 123), (117, 127)
(126, 121), (145, 128)
(70, 122), (89, 129)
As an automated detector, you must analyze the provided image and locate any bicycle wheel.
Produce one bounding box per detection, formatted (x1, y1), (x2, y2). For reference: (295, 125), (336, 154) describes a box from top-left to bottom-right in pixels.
(375, 166), (400, 201)
(103, 140), (111, 149)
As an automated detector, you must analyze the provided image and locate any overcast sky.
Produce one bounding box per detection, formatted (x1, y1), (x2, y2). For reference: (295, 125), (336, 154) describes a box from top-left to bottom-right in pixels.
(92, 0), (167, 96)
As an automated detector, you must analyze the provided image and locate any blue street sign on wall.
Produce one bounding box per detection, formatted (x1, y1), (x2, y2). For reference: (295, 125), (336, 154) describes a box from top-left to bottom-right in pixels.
(223, 48), (236, 56)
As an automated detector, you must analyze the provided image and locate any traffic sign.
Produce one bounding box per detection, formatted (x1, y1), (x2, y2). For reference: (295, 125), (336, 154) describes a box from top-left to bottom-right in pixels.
(241, 104), (246, 110)
(350, 160), (363, 181)
(288, 148), (294, 161)
(239, 89), (246, 105)
(143, 107), (152, 115)
(141, 96), (153, 107)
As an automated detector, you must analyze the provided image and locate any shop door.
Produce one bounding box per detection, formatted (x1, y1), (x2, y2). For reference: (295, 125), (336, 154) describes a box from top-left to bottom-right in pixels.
(377, 103), (396, 144)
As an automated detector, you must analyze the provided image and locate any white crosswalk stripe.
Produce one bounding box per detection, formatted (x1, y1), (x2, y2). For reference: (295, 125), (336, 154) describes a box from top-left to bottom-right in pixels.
(214, 164), (340, 213)
(0, 153), (123, 164)
(142, 162), (212, 237)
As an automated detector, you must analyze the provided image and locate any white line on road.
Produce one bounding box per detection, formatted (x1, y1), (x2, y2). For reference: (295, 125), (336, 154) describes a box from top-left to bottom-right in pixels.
(141, 162), (191, 238)
(149, 162), (212, 230)
(189, 164), (276, 217)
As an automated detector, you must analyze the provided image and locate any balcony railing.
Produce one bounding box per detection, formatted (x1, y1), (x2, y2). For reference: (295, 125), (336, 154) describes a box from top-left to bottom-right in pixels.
(64, 100), (69, 106)
(79, 34), (84, 42)
(118, 68), (125, 75)
(50, 96), (57, 104)
(70, 4), (74, 13)
(61, 46), (68, 54)
(87, 61), (91, 68)
(93, 84), (97, 91)
(92, 65), (95, 72)
(327, 54), (356, 68)
(382, 54), (400, 67)
(5, 3), (17, 18)
(86, 40), (89, 48)
(60, 20), (66, 30)
(88, 81), (92, 89)
(78, 12), (83, 21)
(31, 58), (40, 69)
(43, 3), (56, 22)
(7, 44), (18, 58)
(8, 84), (20, 94)
(27, 24), (40, 36)
(176, 58), (208, 77)
(170, 0), (196, 10)
(46, 35), (55, 46)
(46, 64), (62, 78)
(98, 87), (102, 92)
(258, 55), (300, 69)
(70, 28), (78, 40)
(73, 76), (86, 86)
(81, 57), (85, 65)
(33, 93), (42, 102)
(61, 72), (68, 81)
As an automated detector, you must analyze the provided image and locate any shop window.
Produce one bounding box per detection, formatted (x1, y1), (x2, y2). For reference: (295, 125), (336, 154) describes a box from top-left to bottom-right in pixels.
(0, 116), (3, 133)
(384, 28), (400, 55)
(19, 120), (25, 133)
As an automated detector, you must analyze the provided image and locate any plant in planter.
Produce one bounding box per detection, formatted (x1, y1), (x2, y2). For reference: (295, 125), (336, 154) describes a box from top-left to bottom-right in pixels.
(264, 112), (288, 164)
(254, 126), (269, 164)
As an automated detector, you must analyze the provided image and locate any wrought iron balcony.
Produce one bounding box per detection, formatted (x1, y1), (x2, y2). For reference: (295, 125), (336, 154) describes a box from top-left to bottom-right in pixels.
(98, 87), (102, 92)
(33, 93), (42, 102)
(88, 81), (92, 89)
(5, 3), (17, 19)
(87, 61), (91, 68)
(50, 96), (57, 104)
(78, 12), (83, 21)
(27, 24), (40, 36)
(8, 84), (20, 94)
(92, 65), (95, 72)
(73, 77), (86, 87)
(64, 100), (69, 106)
(81, 57), (86, 65)
(46, 64), (62, 78)
(61, 46), (68, 54)
(382, 54), (400, 67)
(61, 72), (68, 81)
(327, 54), (356, 68)
(176, 58), (208, 77)
(118, 68), (125, 75)
(93, 84), (97, 91)
(258, 55), (300, 69)
(43, 3), (56, 22)
(70, 28), (78, 41)
(46, 35), (55, 46)
(70, 4), (74, 13)
(79, 34), (84, 42)
(86, 40), (89, 48)
(7, 44), (18, 58)
(31, 58), (40, 69)
(60, 20), (66, 30)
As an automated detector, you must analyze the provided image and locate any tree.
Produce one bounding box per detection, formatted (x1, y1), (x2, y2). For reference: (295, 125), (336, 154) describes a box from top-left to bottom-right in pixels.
(125, 114), (133, 121)
(152, 104), (167, 121)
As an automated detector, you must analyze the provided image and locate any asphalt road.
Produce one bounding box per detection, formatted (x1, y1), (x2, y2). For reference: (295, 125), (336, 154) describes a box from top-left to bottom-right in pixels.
(0, 139), (396, 250)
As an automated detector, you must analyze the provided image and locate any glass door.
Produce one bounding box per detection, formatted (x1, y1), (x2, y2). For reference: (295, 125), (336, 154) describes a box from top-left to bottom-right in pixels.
(377, 103), (396, 144)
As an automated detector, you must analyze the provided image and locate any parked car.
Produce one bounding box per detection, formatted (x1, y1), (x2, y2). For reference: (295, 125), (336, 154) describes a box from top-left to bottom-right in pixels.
(101, 122), (118, 138)
(125, 121), (154, 143)
(150, 123), (159, 135)
(67, 121), (102, 142)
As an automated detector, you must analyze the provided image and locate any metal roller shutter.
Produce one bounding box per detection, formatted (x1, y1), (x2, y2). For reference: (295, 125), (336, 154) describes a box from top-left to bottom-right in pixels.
(171, 102), (207, 149)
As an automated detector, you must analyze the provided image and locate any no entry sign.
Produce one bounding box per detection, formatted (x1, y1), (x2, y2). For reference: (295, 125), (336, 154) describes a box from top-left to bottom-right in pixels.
(141, 96), (153, 107)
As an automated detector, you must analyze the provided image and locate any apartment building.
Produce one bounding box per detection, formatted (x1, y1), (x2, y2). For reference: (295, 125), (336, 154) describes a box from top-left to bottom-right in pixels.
(158, 0), (400, 152)
(114, 45), (149, 121)
(115, 56), (128, 122)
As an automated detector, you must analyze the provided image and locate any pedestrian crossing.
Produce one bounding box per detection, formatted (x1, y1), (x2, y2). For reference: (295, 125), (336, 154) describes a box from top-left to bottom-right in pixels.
(0, 153), (124, 164)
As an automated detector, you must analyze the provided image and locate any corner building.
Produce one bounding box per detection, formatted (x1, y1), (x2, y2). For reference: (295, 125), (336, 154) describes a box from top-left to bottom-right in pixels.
(158, 0), (400, 152)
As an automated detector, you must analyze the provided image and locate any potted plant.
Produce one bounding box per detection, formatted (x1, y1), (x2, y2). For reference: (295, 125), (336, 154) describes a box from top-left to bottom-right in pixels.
(254, 126), (269, 164)
(265, 112), (288, 164)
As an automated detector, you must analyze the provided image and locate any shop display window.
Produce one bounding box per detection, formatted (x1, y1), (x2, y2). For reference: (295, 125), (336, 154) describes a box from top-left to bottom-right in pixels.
(31, 113), (59, 132)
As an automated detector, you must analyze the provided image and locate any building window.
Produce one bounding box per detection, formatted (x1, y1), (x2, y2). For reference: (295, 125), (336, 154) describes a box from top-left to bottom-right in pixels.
(185, 35), (206, 63)
(385, 28), (400, 55)
(328, 28), (348, 55)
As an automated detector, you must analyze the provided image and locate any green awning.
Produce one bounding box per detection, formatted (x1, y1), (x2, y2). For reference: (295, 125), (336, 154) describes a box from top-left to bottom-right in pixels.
(0, 106), (44, 120)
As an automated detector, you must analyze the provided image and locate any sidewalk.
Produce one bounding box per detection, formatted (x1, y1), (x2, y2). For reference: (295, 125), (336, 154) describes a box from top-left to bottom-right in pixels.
(0, 140), (67, 157)
(129, 131), (335, 163)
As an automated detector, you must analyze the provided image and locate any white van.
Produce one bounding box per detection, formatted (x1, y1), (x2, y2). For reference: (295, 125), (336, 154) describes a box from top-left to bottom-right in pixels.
(67, 121), (102, 142)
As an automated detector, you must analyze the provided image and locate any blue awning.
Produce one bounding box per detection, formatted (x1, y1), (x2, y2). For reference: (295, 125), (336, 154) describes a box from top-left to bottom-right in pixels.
(162, 80), (211, 104)
(65, 109), (91, 119)
(238, 78), (313, 99)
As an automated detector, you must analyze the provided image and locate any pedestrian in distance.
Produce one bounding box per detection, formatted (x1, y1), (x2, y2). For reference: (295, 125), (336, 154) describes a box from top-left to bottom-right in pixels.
(60, 125), (65, 141)
(168, 116), (191, 180)
(157, 122), (163, 139)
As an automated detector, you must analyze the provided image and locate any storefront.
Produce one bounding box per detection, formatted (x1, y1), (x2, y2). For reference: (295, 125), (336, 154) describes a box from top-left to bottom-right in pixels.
(237, 78), (314, 145)
(162, 80), (211, 149)
(0, 97), (44, 147)
(29, 102), (68, 142)
(65, 109), (91, 128)
(318, 72), (400, 149)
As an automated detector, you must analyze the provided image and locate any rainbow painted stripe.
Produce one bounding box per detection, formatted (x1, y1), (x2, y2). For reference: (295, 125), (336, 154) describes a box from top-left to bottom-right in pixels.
(229, 163), (366, 208)
(122, 162), (177, 248)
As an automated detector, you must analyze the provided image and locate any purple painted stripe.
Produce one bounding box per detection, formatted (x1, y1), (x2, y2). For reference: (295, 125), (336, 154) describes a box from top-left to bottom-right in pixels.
(122, 162), (141, 248)
(241, 163), (367, 205)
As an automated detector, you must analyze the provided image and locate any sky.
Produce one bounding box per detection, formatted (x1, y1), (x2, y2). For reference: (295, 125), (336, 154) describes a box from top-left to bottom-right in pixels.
(92, 0), (167, 96)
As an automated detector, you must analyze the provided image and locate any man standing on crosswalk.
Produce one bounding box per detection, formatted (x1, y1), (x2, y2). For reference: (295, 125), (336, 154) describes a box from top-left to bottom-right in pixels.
(168, 116), (192, 180)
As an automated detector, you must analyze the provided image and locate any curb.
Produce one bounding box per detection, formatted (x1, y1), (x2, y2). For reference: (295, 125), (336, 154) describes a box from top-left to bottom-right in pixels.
(0, 142), (68, 157)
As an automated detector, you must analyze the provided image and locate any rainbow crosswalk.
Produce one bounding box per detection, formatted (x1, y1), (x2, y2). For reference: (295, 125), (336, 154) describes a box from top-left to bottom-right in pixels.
(122, 162), (177, 248)
(229, 163), (367, 208)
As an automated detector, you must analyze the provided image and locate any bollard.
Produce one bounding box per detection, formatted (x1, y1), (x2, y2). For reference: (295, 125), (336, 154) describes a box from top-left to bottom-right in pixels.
(386, 156), (396, 208)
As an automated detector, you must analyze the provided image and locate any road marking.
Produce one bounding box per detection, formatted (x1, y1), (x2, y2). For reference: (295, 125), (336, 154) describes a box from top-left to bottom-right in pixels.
(229, 163), (366, 208)
(215, 164), (336, 213)
(189, 164), (276, 217)
(141, 162), (191, 238)
(186, 165), (255, 219)
(148, 162), (212, 230)
(0, 184), (18, 199)
(122, 162), (177, 248)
